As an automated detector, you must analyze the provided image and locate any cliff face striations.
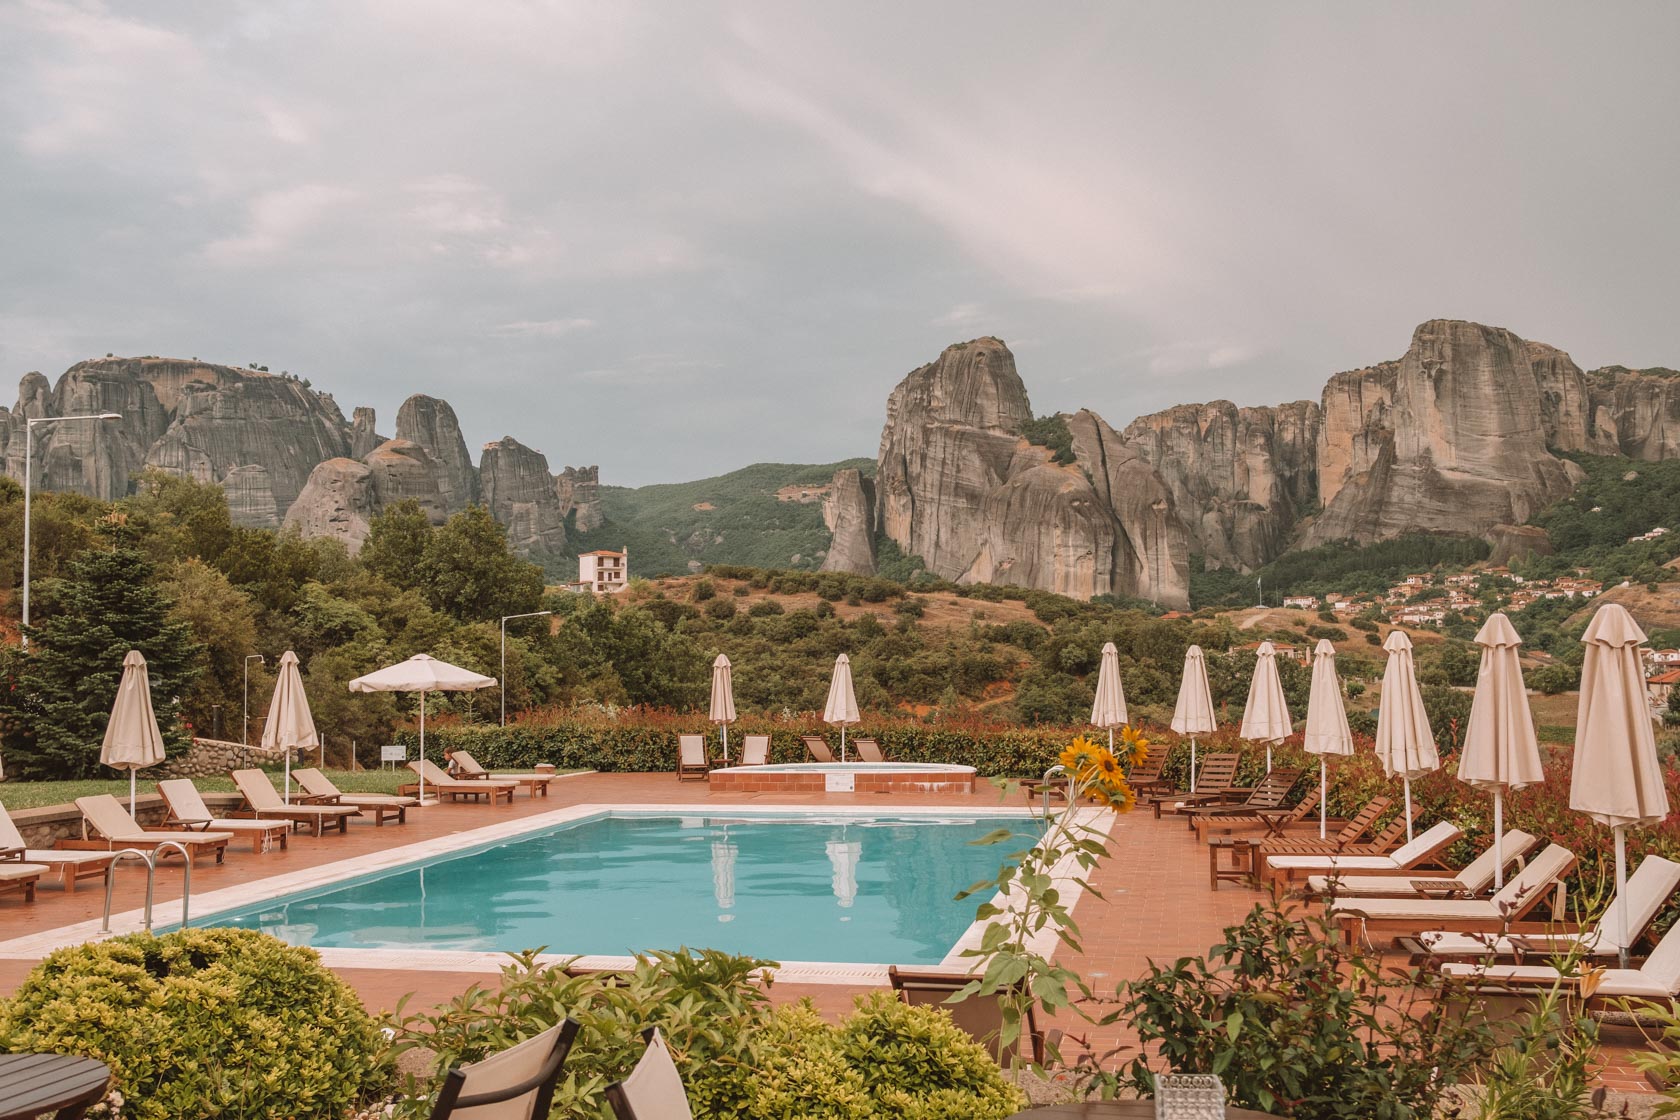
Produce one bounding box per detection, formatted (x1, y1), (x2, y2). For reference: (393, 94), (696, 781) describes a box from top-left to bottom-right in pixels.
(395, 394), (478, 512)
(480, 436), (569, 563)
(820, 467), (877, 575)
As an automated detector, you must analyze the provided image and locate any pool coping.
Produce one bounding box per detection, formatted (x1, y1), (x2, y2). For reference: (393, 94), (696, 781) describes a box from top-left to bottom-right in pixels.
(0, 802), (1119, 986)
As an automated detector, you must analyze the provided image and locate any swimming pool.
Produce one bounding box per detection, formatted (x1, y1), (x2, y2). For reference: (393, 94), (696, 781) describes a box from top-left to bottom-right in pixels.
(200, 811), (1042, 965)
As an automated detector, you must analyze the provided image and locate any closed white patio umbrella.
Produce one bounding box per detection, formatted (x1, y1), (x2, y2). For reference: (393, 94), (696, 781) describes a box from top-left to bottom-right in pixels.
(1303, 639), (1355, 839)
(261, 650), (318, 804)
(1457, 613), (1545, 888)
(348, 654), (497, 800)
(1376, 631), (1440, 844)
(1091, 641), (1129, 755)
(1171, 645), (1217, 792)
(823, 653), (860, 762)
(1572, 603), (1671, 966)
(710, 654), (738, 762)
(102, 650), (167, 817)
(827, 835), (862, 909)
(711, 836), (737, 919)
(1241, 641), (1293, 774)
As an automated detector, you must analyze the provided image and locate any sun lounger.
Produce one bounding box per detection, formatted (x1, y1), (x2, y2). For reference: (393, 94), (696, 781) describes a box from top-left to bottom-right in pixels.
(427, 1018), (579, 1120)
(1330, 843), (1578, 944)
(158, 780), (290, 853)
(676, 734), (709, 781)
(1178, 768), (1302, 830)
(1439, 911), (1680, 1004)
(401, 759), (516, 804)
(1149, 753), (1240, 818)
(1126, 747), (1173, 799)
(1421, 854), (1680, 962)
(1252, 797), (1398, 859)
(1305, 829), (1539, 899)
(852, 737), (886, 763)
(801, 735), (836, 763)
(0, 858), (47, 904)
(1262, 820), (1462, 887)
(738, 734), (770, 766)
(230, 769), (359, 835)
(888, 966), (1061, 1067)
(291, 768), (414, 825)
(1194, 786), (1323, 840)
(447, 750), (560, 797)
(604, 1029), (694, 1120)
(0, 800), (115, 892)
(65, 795), (232, 865)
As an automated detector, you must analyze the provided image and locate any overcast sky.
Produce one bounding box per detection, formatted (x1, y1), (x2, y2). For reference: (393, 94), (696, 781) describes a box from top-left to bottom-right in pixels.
(3, 3), (1678, 486)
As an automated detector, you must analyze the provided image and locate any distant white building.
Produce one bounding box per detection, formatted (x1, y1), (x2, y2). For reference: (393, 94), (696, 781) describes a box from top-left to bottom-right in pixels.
(578, 548), (629, 594)
(1283, 595), (1317, 609)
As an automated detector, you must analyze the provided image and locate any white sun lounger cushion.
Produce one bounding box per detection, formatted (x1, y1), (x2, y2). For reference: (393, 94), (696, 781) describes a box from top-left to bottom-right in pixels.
(1266, 822), (1462, 872)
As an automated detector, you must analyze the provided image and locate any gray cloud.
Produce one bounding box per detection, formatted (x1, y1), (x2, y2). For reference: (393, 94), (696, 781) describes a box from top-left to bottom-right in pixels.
(2, 1), (1677, 484)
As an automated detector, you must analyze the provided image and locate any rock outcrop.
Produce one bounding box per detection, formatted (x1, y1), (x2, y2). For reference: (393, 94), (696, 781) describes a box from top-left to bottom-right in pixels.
(556, 465), (603, 532)
(819, 468), (877, 574)
(219, 464), (278, 528)
(1064, 410), (1190, 604)
(1485, 523), (1554, 567)
(283, 458), (379, 551)
(349, 407), (384, 459)
(395, 395), (477, 512)
(480, 436), (568, 562)
(363, 438), (449, 523)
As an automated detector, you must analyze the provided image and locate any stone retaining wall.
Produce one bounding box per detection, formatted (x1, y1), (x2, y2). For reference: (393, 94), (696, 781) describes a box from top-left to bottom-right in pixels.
(9, 792), (247, 849)
(156, 737), (303, 779)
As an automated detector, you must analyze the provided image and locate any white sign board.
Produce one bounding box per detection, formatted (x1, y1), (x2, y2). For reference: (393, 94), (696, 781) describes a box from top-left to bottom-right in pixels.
(380, 744), (407, 763)
(824, 771), (856, 793)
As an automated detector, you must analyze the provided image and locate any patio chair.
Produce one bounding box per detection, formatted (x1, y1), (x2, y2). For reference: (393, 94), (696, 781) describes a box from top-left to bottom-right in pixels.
(158, 779), (291, 853)
(737, 734), (770, 766)
(291, 768), (414, 825)
(1438, 905), (1680, 1005)
(0, 799), (115, 892)
(1250, 796), (1395, 858)
(401, 759), (517, 804)
(888, 966), (1061, 1067)
(604, 1029), (694, 1120)
(676, 735), (709, 781)
(0, 858), (47, 904)
(428, 1018), (580, 1120)
(801, 735), (836, 763)
(1148, 752), (1240, 818)
(1125, 746), (1173, 798)
(1421, 853), (1680, 962)
(1261, 820), (1462, 887)
(1304, 829), (1539, 900)
(64, 795), (232, 865)
(1330, 843), (1578, 943)
(1177, 768), (1303, 830)
(852, 737), (886, 763)
(1193, 785), (1322, 841)
(448, 749), (559, 797)
(231, 769), (360, 835)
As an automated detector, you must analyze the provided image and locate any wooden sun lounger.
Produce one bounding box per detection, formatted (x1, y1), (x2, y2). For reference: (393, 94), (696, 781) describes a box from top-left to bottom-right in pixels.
(290, 768), (413, 825)
(852, 738), (886, 763)
(158, 780), (290, 853)
(230, 769), (358, 835)
(0, 801), (115, 892)
(1259, 804), (1418, 869)
(1330, 844), (1578, 944)
(801, 735), (836, 763)
(1148, 753), (1240, 818)
(0, 857), (47, 904)
(447, 750), (560, 797)
(1194, 785), (1323, 840)
(1250, 797), (1392, 859)
(677, 734), (709, 781)
(1263, 820), (1461, 888)
(65, 795), (232, 865)
(1305, 829), (1539, 900)
(738, 734), (770, 766)
(1439, 903), (1680, 1005)
(401, 760), (516, 804)
(1178, 768), (1303, 830)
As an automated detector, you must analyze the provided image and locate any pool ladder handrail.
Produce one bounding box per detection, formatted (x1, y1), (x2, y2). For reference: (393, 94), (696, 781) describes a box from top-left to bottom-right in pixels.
(1039, 764), (1074, 818)
(99, 841), (192, 934)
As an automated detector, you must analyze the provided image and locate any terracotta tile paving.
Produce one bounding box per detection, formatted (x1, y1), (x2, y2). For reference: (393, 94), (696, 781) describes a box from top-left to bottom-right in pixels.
(0, 772), (1655, 1096)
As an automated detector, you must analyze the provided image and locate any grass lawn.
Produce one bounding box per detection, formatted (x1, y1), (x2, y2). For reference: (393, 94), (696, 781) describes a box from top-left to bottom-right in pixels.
(0, 767), (430, 811)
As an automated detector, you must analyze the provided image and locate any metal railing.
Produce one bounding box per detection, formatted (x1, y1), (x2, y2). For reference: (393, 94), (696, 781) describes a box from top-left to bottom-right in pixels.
(99, 841), (193, 934)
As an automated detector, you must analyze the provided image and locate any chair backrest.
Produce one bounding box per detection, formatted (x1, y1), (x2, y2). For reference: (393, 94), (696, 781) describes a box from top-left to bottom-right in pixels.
(0, 800), (28, 849)
(291, 768), (337, 798)
(76, 795), (142, 839)
(1455, 829), (1539, 892)
(1286, 785), (1322, 821)
(739, 735), (770, 766)
(802, 735), (836, 763)
(853, 738), (885, 763)
(1239, 768), (1302, 810)
(1332, 797), (1393, 844)
(678, 735), (706, 766)
(1365, 808), (1419, 853)
(604, 1029), (694, 1120)
(887, 966), (1038, 1066)
(1128, 747), (1166, 783)
(411, 759), (456, 785)
(231, 768), (285, 810)
(1492, 844), (1577, 915)
(1637, 910), (1680, 995)
(429, 1019), (580, 1120)
(1384, 821), (1461, 867)
(451, 750), (489, 777)
(1191, 753), (1240, 792)
(1599, 855), (1680, 951)
(157, 779), (214, 822)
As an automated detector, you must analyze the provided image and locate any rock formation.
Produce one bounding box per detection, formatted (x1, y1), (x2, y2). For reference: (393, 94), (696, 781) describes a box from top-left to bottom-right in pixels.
(1485, 524), (1554, 567)
(1063, 410), (1190, 604)
(556, 465), (604, 531)
(219, 464), (278, 528)
(362, 439), (449, 523)
(480, 436), (568, 562)
(395, 394), (477, 512)
(349, 407), (384, 459)
(282, 458), (379, 551)
(819, 468), (877, 574)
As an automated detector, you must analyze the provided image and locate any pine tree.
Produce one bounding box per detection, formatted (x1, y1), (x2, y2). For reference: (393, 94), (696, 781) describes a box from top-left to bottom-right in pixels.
(15, 528), (204, 779)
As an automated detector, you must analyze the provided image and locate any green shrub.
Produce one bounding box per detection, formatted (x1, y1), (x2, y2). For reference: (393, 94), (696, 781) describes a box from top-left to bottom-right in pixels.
(747, 598), (784, 617)
(0, 928), (389, 1120)
(705, 597), (737, 620)
(690, 578), (715, 602)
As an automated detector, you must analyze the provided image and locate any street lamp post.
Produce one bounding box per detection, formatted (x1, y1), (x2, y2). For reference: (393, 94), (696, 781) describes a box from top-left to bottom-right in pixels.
(244, 654), (265, 744)
(21, 413), (122, 648)
(500, 610), (553, 726)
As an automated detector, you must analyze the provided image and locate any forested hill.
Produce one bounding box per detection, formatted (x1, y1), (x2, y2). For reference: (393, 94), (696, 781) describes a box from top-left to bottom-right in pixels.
(567, 459), (874, 576)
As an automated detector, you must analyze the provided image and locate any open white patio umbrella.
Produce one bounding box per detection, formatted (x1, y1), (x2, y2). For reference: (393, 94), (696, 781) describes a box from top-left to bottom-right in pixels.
(710, 654), (737, 762)
(1091, 641), (1129, 755)
(1458, 613), (1545, 889)
(1303, 639), (1355, 838)
(102, 650), (167, 817)
(1572, 603), (1671, 966)
(261, 650), (318, 804)
(348, 654), (497, 800)
(1376, 631), (1440, 844)
(1241, 640), (1293, 774)
(1171, 645), (1217, 793)
(823, 653), (860, 762)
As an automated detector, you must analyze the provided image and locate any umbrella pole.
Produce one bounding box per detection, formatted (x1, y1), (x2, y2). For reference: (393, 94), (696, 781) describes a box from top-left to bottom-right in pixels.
(1616, 827), (1630, 969)
(1319, 758), (1327, 839)
(1403, 777), (1414, 845)
(840, 725), (847, 764)
(1108, 726), (1113, 754)
(1493, 791), (1504, 889)
(722, 723), (729, 764)
(129, 770), (137, 819)
(1190, 738), (1198, 793)
(1265, 742), (1272, 774)
(418, 692), (426, 802)
(284, 749), (291, 805)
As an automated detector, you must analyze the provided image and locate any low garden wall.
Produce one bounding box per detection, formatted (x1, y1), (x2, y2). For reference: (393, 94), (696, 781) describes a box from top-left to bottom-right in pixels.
(156, 738), (297, 780)
(10, 791), (247, 849)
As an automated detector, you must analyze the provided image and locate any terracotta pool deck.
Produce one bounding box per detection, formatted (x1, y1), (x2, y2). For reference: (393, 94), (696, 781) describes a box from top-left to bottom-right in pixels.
(0, 772), (1654, 1094)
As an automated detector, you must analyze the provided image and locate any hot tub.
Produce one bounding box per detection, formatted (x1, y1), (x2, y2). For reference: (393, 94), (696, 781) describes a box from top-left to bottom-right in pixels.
(708, 761), (977, 795)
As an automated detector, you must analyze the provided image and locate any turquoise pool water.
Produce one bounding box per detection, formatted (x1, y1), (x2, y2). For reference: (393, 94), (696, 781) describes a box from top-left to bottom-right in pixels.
(207, 813), (1040, 965)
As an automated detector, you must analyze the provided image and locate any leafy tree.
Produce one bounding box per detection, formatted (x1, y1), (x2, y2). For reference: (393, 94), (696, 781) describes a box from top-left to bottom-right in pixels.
(122, 471), (236, 566)
(14, 535), (204, 778)
(160, 559), (265, 737)
(1666, 683), (1680, 729)
(218, 526), (323, 615)
(360, 500), (434, 591)
(418, 506), (544, 622)
(0, 480), (104, 599)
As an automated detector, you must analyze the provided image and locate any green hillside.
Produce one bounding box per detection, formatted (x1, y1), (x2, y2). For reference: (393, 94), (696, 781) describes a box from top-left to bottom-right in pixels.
(567, 459), (875, 578)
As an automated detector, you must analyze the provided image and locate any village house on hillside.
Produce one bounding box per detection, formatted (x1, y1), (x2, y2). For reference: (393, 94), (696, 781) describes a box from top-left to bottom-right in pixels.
(560, 548), (631, 595)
